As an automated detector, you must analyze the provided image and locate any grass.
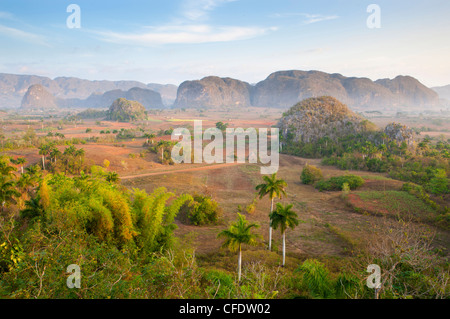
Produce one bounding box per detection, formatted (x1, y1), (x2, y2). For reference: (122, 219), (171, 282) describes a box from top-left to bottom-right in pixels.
(347, 190), (438, 224)
(324, 223), (359, 253)
(359, 175), (394, 181)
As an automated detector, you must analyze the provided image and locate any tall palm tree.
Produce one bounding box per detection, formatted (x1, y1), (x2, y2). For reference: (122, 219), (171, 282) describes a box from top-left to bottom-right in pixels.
(255, 173), (287, 251)
(270, 203), (299, 266)
(38, 144), (51, 170)
(156, 140), (172, 162)
(75, 148), (85, 166)
(49, 147), (61, 164)
(217, 213), (261, 282)
(15, 157), (27, 174)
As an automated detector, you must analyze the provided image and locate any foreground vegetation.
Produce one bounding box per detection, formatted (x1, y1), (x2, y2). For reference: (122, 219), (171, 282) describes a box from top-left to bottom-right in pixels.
(0, 153), (448, 299)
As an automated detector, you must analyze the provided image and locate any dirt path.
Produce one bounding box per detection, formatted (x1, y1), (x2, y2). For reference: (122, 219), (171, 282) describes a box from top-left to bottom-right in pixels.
(120, 162), (244, 180)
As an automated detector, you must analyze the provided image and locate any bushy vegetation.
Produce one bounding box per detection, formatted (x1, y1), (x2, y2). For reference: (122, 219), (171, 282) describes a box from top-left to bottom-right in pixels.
(315, 174), (365, 192)
(148, 140), (177, 165)
(0, 153), (448, 299)
(179, 194), (221, 226)
(300, 165), (323, 185)
(76, 109), (108, 120)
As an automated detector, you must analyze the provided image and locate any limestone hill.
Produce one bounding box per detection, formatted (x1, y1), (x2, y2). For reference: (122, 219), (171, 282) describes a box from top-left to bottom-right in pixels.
(107, 98), (147, 122)
(20, 84), (58, 111)
(277, 96), (377, 145)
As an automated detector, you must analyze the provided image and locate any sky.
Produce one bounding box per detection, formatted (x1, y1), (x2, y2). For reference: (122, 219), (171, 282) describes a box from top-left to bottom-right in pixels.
(0, 0), (449, 87)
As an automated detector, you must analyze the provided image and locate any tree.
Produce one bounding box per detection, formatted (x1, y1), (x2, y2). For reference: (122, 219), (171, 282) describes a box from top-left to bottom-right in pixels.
(301, 164), (323, 185)
(0, 158), (16, 176)
(17, 173), (37, 195)
(217, 213), (261, 283)
(49, 148), (61, 164)
(20, 196), (43, 219)
(38, 144), (51, 170)
(155, 140), (175, 164)
(270, 203), (299, 266)
(25, 164), (42, 181)
(216, 122), (229, 131)
(255, 173), (287, 251)
(0, 175), (20, 212)
(105, 171), (120, 184)
(15, 157), (27, 175)
(427, 169), (449, 195)
(75, 148), (85, 166)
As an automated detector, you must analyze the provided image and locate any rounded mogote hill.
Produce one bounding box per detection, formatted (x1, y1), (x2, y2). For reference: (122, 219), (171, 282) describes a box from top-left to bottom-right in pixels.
(107, 98), (147, 122)
(277, 96), (377, 145)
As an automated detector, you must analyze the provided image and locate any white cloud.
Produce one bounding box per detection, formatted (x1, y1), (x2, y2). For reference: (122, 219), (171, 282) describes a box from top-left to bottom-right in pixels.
(0, 24), (49, 46)
(95, 24), (275, 45)
(271, 12), (339, 25)
(181, 0), (238, 21)
(91, 0), (272, 46)
(0, 11), (15, 20)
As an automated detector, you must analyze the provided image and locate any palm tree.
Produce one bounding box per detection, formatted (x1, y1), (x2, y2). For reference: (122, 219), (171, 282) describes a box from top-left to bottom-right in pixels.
(106, 171), (120, 184)
(270, 203), (299, 266)
(17, 173), (36, 195)
(255, 173), (287, 251)
(0, 175), (20, 212)
(0, 159), (16, 176)
(49, 147), (61, 164)
(25, 164), (42, 181)
(217, 213), (261, 282)
(64, 145), (77, 156)
(15, 157), (27, 174)
(20, 196), (43, 219)
(75, 148), (85, 164)
(38, 144), (51, 170)
(156, 140), (168, 162)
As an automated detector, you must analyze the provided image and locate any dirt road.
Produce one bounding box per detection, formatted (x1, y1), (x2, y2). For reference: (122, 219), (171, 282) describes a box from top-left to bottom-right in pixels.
(120, 162), (245, 180)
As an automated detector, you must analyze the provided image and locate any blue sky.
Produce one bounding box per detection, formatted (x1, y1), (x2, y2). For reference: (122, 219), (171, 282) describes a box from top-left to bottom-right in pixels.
(0, 0), (449, 87)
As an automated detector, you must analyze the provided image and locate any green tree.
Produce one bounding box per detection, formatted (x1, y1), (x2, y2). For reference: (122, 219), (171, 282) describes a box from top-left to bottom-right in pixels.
(215, 122), (229, 131)
(38, 144), (51, 170)
(20, 196), (43, 219)
(270, 203), (300, 266)
(427, 169), (449, 195)
(16, 173), (37, 195)
(49, 147), (61, 165)
(217, 213), (261, 282)
(255, 173), (287, 251)
(105, 171), (120, 184)
(297, 259), (334, 299)
(15, 157), (27, 175)
(0, 175), (20, 212)
(0, 158), (16, 176)
(301, 164), (323, 185)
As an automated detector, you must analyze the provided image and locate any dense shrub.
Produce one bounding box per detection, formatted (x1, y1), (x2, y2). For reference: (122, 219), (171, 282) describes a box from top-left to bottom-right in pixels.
(315, 175), (364, 191)
(301, 165), (323, 185)
(180, 194), (221, 226)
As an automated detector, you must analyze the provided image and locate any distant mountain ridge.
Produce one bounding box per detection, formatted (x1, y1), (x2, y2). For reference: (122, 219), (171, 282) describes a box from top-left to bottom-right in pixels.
(432, 85), (450, 104)
(0, 73), (177, 108)
(175, 76), (253, 108)
(175, 70), (440, 109)
(58, 87), (164, 110)
(0, 70), (444, 111)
